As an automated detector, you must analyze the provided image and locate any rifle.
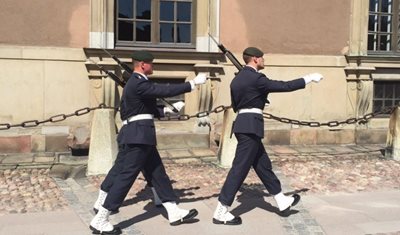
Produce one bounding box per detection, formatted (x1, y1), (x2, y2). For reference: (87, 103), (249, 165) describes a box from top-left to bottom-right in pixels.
(87, 58), (126, 87)
(209, 33), (270, 105)
(100, 47), (133, 74)
(93, 49), (179, 113)
(208, 33), (243, 71)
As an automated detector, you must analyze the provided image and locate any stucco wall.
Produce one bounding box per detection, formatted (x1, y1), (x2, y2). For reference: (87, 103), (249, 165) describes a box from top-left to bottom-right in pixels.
(0, 0), (89, 48)
(0, 46), (90, 126)
(220, 0), (350, 55)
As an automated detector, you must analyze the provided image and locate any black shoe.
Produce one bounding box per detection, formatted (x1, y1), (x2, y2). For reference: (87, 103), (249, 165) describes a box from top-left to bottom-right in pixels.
(170, 209), (198, 226)
(291, 194), (301, 207)
(281, 194), (301, 214)
(212, 216), (242, 225)
(89, 225), (121, 235)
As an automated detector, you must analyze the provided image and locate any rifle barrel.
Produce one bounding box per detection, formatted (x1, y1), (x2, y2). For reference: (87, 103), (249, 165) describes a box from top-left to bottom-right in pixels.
(98, 49), (179, 113)
(87, 59), (126, 87)
(208, 33), (243, 71)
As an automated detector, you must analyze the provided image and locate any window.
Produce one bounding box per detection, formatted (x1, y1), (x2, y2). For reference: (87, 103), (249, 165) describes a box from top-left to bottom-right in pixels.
(116, 0), (195, 48)
(373, 81), (400, 112)
(368, 0), (400, 53)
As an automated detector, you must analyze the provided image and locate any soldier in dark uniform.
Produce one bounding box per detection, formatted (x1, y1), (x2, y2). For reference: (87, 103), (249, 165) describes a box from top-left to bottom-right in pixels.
(213, 47), (323, 225)
(90, 50), (207, 234)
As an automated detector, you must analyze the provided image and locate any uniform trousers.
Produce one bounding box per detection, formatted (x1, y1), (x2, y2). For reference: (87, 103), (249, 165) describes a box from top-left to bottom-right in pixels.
(101, 145), (153, 192)
(102, 143), (177, 212)
(218, 133), (282, 206)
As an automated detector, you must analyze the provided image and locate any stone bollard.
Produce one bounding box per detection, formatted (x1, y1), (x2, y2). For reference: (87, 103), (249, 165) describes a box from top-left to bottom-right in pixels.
(217, 108), (237, 167)
(87, 109), (118, 175)
(385, 107), (400, 161)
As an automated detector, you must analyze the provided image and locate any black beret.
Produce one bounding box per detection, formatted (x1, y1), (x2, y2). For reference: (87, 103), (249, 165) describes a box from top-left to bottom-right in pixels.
(131, 50), (154, 62)
(243, 47), (264, 57)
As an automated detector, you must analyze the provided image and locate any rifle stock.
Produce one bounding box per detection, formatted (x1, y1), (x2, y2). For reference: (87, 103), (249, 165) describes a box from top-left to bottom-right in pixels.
(97, 48), (179, 113)
(87, 59), (126, 87)
(208, 34), (270, 105)
(208, 33), (243, 71)
(100, 47), (133, 74)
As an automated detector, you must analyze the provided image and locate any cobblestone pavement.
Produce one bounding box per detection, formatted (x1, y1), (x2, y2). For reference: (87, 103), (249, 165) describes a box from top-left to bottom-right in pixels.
(0, 169), (68, 215)
(1, 144), (400, 234)
(88, 144), (400, 201)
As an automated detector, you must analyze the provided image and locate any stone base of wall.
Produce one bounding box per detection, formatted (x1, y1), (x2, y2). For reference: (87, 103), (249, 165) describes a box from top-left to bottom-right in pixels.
(0, 135), (69, 154)
(0, 128), (388, 154)
(262, 129), (387, 145)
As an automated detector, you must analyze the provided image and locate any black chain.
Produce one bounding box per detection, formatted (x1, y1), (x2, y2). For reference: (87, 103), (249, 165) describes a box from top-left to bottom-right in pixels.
(262, 106), (396, 127)
(0, 104), (116, 130)
(158, 105), (232, 121)
(0, 104), (396, 130)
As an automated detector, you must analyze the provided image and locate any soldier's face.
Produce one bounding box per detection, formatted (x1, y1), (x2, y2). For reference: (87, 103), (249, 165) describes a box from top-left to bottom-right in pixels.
(142, 61), (153, 75)
(256, 57), (265, 70)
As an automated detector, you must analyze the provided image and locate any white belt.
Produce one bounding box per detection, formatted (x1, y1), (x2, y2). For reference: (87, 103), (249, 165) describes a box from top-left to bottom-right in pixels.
(122, 114), (154, 125)
(238, 108), (263, 114)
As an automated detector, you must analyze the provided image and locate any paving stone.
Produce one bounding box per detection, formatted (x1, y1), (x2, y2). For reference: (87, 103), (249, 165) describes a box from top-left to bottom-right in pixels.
(167, 149), (193, 158)
(33, 156), (56, 163)
(269, 145), (298, 154)
(172, 158), (202, 164)
(190, 148), (217, 157)
(2, 154), (34, 164)
(0, 155), (7, 163)
(49, 165), (72, 179)
(58, 154), (88, 165)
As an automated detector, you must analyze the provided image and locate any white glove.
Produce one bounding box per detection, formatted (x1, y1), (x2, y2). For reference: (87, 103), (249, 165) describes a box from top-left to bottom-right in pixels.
(303, 73), (323, 84)
(164, 101), (185, 115)
(172, 101), (185, 111)
(189, 73), (207, 90)
(194, 73), (207, 85)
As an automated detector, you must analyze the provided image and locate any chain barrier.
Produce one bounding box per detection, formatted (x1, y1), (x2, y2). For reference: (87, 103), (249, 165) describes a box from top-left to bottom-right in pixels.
(159, 105), (231, 121)
(262, 106), (396, 127)
(0, 103), (396, 130)
(0, 104), (116, 131)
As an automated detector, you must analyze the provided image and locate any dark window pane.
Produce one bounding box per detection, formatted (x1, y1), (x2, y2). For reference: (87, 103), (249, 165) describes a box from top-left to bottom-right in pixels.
(368, 34), (376, 50)
(160, 23), (174, 42)
(380, 15), (391, 32)
(160, 1), (174, 21)
(136, 22), (151, 41)
(395, 85), (400, 98)
(373, 100), (383, 112)
(177, 2), (191, 22)
(380, 34), (391, 50)
(369, 0), (378, 12)
(177, 24), (191, 43)
(385, 100), (393, 107)
(118, 0), (133, 18)
(381, 0), (391, 13)
(385, 84), (394, 98)
(375, 83), (384, 97)
(369, 14), (377, 31)
(137, 0), (151, 20)
(118, 21), (133, 41)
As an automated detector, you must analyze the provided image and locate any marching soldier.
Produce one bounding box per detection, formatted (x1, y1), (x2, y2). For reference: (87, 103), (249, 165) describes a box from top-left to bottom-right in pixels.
(90, 50), (207, 234)
(213, 47), (323, 225)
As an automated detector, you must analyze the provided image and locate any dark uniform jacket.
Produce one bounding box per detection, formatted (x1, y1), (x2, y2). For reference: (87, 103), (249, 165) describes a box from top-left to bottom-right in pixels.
(231, 66), (305, 138)
(117, 72), (192, 145)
